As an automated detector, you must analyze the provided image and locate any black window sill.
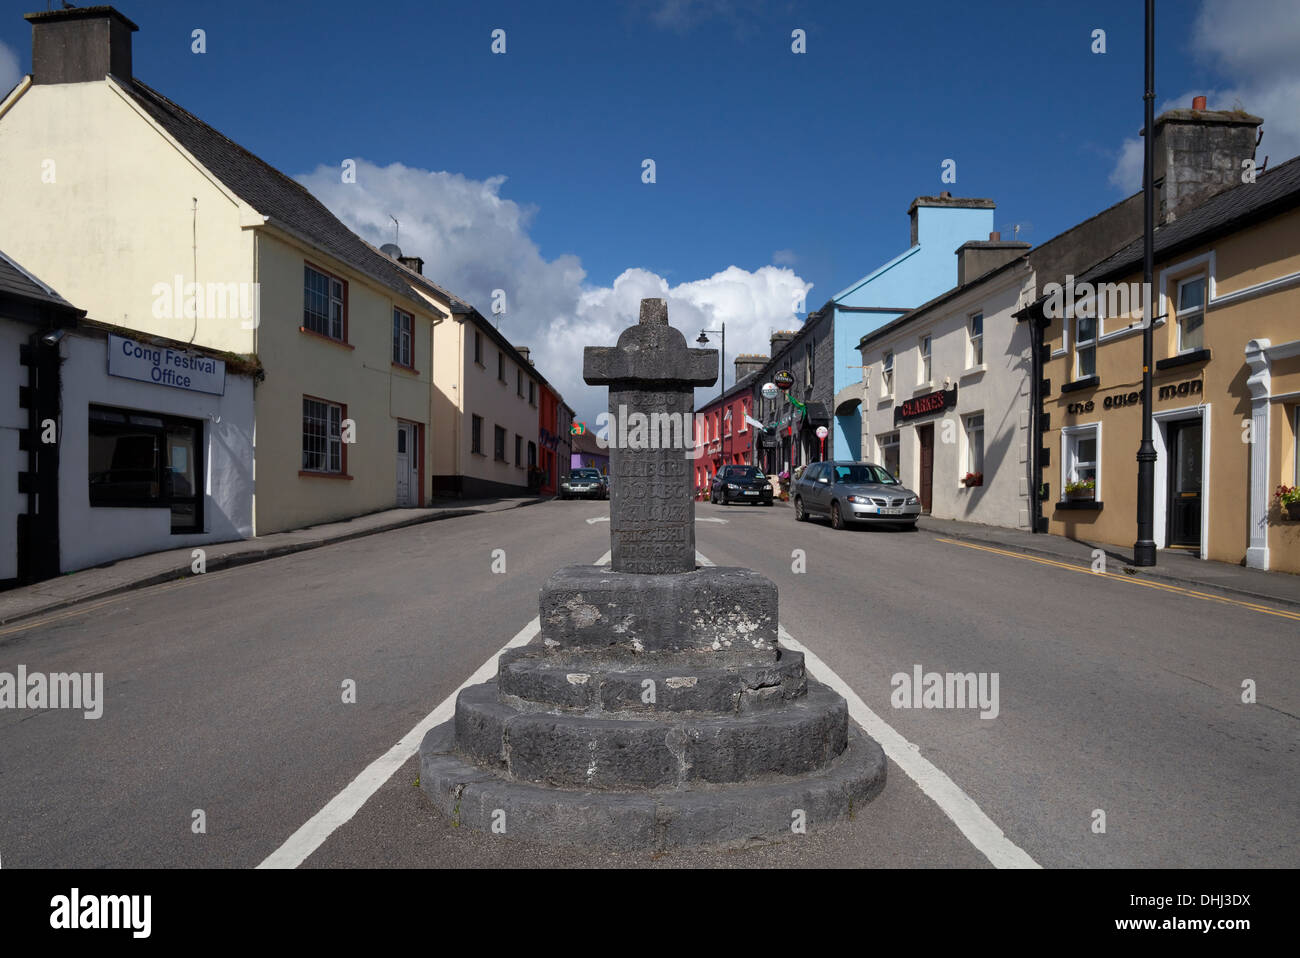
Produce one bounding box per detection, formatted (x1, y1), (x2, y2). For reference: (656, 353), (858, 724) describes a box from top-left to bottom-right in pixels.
(1061, 376), (1100, 394)
(1156, 349), (1211, 371)
(1055, 499), (1103, 511)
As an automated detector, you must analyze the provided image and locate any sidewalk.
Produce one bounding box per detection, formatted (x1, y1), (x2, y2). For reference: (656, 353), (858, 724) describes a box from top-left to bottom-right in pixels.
(917, 515), (1300, 610)
(0, 496), (548, 626)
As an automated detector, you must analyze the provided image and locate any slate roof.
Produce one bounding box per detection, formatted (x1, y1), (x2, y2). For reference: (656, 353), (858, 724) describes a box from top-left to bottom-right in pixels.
(120, 78), (472, 314)
(0, 248), (81, 315)
(1076, 154), (1300, 284)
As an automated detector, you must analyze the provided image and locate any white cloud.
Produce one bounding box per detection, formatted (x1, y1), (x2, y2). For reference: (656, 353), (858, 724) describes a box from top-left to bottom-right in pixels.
(296, 160), (811, 423)
(772, 249), (798, 265)
(0, 39), (22, 98)
(1109, 0), (1300, 191)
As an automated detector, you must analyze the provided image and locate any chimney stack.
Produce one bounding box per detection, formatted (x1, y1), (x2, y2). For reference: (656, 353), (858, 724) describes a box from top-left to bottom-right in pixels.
(907, 194), (997, 246)
(25, 6), (138, 85)
(955, 238), (1030, 286)
(769, 330), (795, 357)
(398, 255), (424, 275)
(1149, 101), (1262, 223)
(517, 346), (532, 365)
(734, 353), (767, 382)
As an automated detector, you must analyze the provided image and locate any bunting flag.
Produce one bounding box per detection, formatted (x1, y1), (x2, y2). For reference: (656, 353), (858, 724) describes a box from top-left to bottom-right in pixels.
(787, 395), (807, 415)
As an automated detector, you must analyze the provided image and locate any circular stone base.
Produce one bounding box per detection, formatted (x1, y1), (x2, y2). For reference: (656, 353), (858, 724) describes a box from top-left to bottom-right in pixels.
(418, 718), (886, 850)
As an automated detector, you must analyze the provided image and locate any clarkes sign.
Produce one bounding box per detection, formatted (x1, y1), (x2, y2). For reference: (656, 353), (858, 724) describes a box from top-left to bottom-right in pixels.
(894, 386), (956, 426)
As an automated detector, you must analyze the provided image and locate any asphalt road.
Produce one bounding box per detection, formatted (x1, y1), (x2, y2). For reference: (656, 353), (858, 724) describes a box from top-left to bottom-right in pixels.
(0, 499), (1295, 868)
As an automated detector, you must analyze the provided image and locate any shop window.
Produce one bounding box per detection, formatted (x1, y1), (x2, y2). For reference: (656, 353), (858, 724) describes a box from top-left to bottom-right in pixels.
(1062, 425), (1100, 499)
(919, 335), (932, 385)
(882, 351), (894, 395)
(969, 313), (984, 367)
(1075, 315), (1097, 379)
(1177, 276), (1206, 352)
(89, 404), (203, 534)
(392, 307), (413, 367)
(878, 431), (900, 479)
(302, 396), (344, 475)
(303, 264), (345, 341)
(964, 413), (985, 477)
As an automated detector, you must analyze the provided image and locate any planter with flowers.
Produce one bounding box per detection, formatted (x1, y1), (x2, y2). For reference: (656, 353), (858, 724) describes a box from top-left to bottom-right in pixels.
(1275, 484), (1300, 520)
(1064, 478), (1096, 502)
(961, 472), (983, 488)
(777, 470), (791, 501)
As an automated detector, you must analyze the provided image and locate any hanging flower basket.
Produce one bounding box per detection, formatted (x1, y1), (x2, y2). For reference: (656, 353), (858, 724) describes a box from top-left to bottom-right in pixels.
(1275, 485), (1300, 520)
(962, 472), (983, 488)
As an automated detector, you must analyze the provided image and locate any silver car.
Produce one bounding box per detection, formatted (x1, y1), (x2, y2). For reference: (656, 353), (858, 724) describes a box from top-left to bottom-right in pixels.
(792, 461), (921, 530)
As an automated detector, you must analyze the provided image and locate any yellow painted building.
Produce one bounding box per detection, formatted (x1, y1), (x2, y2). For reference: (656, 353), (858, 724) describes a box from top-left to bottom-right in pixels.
(1033, 153), (1300, 573)
(0, 7), (477, 535)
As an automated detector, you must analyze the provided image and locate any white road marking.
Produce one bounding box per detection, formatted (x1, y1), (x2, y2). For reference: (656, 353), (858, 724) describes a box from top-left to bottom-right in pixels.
(257, 618), (540, 869)
(263, 545), (1037, 869)
(776, 624), (1040, 869)
(585, 516), (609, 524)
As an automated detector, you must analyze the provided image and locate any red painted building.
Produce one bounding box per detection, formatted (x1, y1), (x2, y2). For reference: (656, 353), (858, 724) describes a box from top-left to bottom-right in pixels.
(694, 377), (758, 494)
(537, 384), (565, 495)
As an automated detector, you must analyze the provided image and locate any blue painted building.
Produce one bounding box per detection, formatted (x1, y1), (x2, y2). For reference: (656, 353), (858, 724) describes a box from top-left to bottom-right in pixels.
(827, 193), (996, 459)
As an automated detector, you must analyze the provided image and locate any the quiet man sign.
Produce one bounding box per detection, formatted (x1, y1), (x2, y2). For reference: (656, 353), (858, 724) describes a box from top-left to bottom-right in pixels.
(108, 334), (226, 395)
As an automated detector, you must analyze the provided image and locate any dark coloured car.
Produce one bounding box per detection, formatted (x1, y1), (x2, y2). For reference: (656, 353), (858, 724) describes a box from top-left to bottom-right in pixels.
(709, 464), (774, 506)
(791, 460), (921, 530)
(560, 467), (607, 500)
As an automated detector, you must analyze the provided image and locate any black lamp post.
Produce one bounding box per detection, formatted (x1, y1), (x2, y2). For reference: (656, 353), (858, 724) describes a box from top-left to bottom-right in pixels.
(697, 324), (725, 465)
(1134, 0), (1158, 566)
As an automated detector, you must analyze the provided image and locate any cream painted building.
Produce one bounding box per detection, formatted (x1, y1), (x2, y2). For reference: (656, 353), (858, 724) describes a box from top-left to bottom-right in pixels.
(858, 242), (1035, 528)
(0, 6), (480, 537)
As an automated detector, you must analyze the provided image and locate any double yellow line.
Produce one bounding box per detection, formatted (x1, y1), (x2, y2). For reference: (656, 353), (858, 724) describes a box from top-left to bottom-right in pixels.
(937, 538), (1300, 623)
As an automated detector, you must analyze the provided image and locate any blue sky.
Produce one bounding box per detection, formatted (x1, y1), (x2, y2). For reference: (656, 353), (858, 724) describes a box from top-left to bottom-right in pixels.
(3, 0), (1296, 420)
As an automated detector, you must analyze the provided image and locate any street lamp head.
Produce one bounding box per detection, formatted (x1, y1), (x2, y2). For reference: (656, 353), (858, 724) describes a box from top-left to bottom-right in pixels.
(696, 331), (709, 345)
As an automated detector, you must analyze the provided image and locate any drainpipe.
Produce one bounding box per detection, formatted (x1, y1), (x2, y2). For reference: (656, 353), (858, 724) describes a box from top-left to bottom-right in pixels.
(1028, 313), (1042, 533)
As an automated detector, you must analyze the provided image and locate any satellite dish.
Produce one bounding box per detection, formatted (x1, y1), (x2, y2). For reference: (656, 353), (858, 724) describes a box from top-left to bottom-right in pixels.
(380, 243), (403, 259)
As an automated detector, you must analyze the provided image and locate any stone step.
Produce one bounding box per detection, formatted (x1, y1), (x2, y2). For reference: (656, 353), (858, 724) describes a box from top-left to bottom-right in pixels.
(419, 718), (887, 850)
(496, 646), (807, 714)
(539, 565), (778, 653)
(454, 678), (848, 789)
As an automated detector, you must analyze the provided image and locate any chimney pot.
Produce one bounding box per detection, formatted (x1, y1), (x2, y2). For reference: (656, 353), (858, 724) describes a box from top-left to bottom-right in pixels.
(989, 231), (1001, 241)
(1192, 95), (1207, 111)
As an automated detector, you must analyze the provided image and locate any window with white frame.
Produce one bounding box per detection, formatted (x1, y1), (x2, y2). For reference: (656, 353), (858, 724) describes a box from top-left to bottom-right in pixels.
(919, 335), (932, 385)
(1063, 425), (1099, 499)
(1176, 275), (1206, 352)
(302, 397), (343, 473)
(392, 307), (413, 367)
(878, 432), (900, 479)
(964, 413), (984, 477)
(882, 350), (894, 395)
(303, 264), (345, 341)
(969, 312), (983, 366)
(1075, 315), (1097, 379)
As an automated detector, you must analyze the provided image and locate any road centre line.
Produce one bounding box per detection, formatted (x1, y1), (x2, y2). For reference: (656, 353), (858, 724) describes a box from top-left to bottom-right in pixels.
(937, 538), (1300, 623)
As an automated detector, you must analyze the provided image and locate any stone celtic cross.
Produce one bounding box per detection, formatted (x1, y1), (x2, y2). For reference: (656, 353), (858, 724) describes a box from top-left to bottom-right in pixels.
(583, 298), (717, 574)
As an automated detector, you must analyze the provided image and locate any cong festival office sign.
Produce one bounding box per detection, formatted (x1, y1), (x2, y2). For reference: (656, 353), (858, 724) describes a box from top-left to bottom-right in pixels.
(108, 334), (226, 396)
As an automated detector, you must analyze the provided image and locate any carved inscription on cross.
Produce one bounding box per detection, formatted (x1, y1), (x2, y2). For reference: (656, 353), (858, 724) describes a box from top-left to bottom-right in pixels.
(583, 299), (717, 574)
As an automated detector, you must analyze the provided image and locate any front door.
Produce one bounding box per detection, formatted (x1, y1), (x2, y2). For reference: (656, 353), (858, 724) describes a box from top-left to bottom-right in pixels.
(917, 424), (934, 514)
(1167, 419), (1202, 548)
(396, 422), (417, 506)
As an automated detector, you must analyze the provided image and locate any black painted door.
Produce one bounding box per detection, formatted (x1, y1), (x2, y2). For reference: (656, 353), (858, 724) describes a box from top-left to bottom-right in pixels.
(1167, 420), (1202, 548)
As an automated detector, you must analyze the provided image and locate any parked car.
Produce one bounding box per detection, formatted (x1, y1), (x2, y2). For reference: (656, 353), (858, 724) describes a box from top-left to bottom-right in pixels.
(559, 467), (607, 500)
(709, 464), (774, 506)
(791, 461), (921, 530)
